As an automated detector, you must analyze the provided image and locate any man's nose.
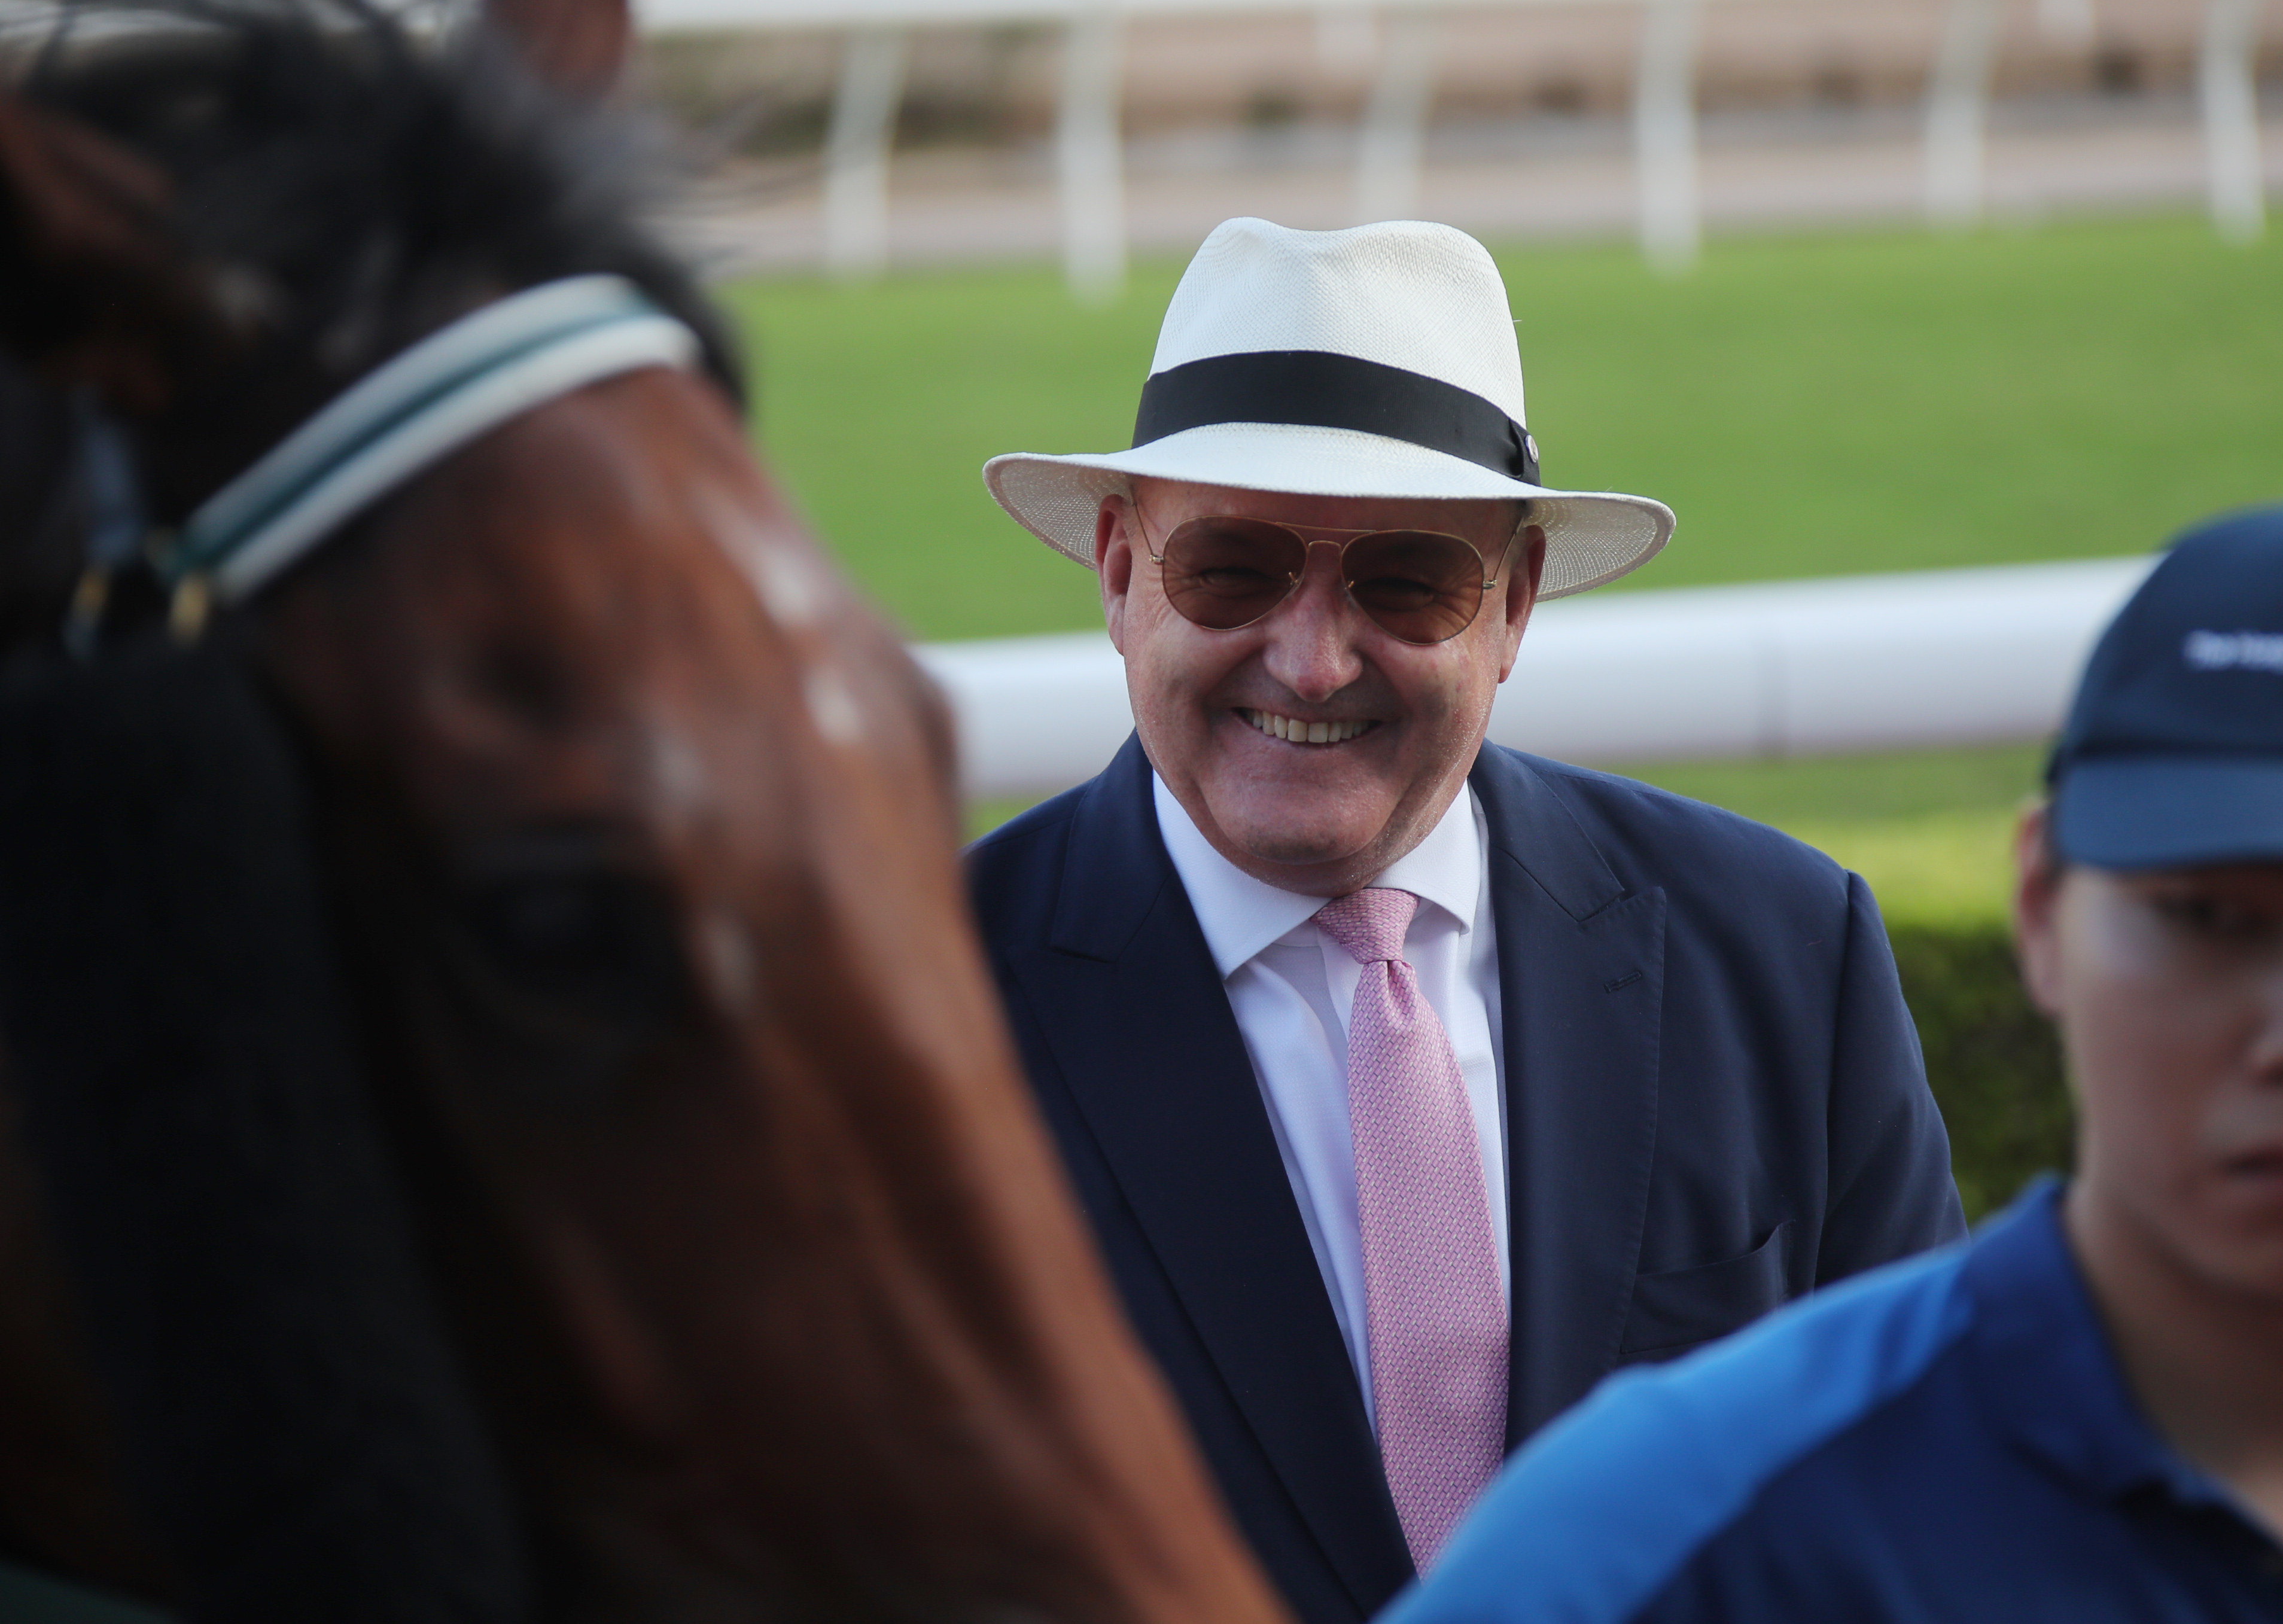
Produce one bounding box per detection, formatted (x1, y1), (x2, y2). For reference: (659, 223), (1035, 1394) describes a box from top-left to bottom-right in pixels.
(1259, 542), (1366, 704)
(2249, 959), (2283, 1085)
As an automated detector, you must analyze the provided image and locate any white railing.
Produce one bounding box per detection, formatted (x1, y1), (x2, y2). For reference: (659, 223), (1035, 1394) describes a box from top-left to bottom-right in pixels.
(635, 0), (2270, 294)
(1923, 0), (2007, 226)
(914, 555), (2157, 800)
(1631, 0), (1703, 270)
(2202, 0), (2272, 240)
(818, 26), (909, 275)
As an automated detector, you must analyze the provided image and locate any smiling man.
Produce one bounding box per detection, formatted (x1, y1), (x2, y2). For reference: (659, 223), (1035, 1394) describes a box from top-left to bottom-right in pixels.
(965, 218), (1964, 1624)
(1387, 507), (2283, 1624)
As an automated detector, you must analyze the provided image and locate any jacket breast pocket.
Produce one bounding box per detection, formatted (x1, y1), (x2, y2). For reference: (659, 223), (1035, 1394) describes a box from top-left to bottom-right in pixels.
(1617, 1220), (1795, 1361)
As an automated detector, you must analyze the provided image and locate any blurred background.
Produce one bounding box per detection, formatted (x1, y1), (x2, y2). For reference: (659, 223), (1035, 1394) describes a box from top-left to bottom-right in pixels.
(622, 0), (2279, 1210)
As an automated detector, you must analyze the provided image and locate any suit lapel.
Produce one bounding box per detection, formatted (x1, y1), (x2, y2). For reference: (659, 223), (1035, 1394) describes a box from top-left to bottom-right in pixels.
(1471, 751), (1667, 1443)
(1003, 738), (1413, 1609)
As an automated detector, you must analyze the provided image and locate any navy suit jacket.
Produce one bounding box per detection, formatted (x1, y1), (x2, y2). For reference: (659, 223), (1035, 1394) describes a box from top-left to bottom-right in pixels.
(966, 736), (1967, 1624)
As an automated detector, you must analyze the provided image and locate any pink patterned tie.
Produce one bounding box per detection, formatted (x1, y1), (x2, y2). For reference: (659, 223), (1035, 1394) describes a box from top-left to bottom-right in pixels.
(1315, 887), (1508, 1571)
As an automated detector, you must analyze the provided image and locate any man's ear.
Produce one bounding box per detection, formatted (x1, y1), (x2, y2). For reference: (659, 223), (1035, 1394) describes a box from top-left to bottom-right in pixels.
(1494, 522), (1547, 682)
(0, 93), (215, 415)
(2013, 803), (2068, 1019)
(1096, 493), (1135, 654)
(485, 0), (631, 98)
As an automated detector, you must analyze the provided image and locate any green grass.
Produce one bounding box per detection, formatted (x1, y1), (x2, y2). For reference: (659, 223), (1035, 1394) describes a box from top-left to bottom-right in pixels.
(1619, 744), (2045, 827)
(1768, 808), (2019, 926)
(1624, 745), (2042, 925)
(721, 214), (2283, 645)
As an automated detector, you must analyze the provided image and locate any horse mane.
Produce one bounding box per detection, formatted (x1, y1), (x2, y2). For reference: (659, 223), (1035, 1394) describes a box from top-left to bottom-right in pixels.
(0, 0), (745, 662)
(0, 358), (81, 656)
(0, 632), (532, 1619)
(0, 8), (752, 1611)
(4, 0), (742, 434)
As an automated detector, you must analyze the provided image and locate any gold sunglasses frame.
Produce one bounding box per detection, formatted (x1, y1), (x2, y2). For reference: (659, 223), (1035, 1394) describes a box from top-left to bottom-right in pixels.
(1133, 504), (1533, 645)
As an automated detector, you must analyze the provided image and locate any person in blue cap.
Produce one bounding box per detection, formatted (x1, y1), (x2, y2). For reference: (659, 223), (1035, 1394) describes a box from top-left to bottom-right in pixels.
(1382, 505), (2283, 1624)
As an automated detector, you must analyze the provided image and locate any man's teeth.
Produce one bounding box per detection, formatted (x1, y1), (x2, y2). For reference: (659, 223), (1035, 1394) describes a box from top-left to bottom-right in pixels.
(1241, 709), (1375, 745)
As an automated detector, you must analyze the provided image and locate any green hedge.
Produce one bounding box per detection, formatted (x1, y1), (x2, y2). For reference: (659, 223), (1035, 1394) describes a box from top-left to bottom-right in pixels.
(1888, 923), (2073, 1222)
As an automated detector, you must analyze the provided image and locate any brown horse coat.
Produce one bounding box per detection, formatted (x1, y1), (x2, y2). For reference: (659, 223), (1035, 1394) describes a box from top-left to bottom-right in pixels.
(0, 7), (1290, 1621)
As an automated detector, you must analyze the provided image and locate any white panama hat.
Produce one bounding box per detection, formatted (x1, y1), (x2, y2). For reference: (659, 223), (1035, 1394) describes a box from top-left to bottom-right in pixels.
(982, 217), (1675, 599)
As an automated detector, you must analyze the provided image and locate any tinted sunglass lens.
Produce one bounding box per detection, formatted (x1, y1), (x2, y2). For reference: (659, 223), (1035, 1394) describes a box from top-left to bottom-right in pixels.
(1159, 518), (1309, 630)
(1343, 531), (1487, 644)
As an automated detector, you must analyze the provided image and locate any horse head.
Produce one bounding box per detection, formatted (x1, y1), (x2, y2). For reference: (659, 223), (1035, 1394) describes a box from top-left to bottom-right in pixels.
(0, 7), (1287, 1622)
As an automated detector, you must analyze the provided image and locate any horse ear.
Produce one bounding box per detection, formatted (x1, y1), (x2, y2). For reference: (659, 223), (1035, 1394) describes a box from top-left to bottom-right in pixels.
(0, 94), (214, 414)
(485, 0), (631, 97)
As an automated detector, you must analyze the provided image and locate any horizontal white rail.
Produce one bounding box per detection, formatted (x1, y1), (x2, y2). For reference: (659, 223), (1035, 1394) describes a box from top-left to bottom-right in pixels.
(919, 630), (1134, 800)
(914, 555), (2159, 801)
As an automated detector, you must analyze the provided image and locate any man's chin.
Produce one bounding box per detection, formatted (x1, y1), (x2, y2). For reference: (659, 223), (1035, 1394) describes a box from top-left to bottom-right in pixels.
(1207, 807), (1395, 879)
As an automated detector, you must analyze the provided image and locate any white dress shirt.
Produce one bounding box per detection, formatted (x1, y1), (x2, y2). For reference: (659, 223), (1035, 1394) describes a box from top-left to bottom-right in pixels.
(1152, 774), (1508, 1424)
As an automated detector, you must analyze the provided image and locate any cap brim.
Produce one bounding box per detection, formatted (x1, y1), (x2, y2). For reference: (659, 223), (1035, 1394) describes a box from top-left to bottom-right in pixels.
(983, 422), (1675, 601)
(2052, 755), (2283, 869)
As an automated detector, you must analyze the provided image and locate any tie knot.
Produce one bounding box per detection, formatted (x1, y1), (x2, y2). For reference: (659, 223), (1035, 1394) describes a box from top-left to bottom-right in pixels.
(1314, 887), (1419, 965)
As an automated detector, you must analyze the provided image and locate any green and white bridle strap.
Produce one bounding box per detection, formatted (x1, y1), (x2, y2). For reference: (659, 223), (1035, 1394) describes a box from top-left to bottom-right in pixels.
(157, 273), (702, 610)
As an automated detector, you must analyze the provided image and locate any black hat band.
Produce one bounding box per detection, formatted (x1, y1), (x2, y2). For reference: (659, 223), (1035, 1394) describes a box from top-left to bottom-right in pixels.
(1131, 349), (1541, 486)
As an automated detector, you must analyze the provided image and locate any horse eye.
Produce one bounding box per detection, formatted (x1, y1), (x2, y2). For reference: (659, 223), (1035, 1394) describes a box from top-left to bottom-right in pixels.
(467, 875), (626, 981)
(462, 869), (680, 995)
(447, 854), (689, 1077)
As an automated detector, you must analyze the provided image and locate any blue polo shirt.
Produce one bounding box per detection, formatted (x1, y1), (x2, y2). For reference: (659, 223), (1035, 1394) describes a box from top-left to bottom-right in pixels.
(1386, 1181), (2283, 1624)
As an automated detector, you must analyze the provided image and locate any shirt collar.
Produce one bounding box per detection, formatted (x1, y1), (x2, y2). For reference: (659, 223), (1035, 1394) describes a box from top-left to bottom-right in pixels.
(1152, 772), (1482, 980)
(1967, 1180), (2247, 1516)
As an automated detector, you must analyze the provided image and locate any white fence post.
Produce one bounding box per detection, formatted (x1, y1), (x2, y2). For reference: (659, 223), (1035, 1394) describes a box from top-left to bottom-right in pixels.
(1355, 9), (1441, 222)
(1315, 1), (1378, 68)
(2199, 0), (2267, 242)
(822, 26), (908, 278)
(1924, 0), (2004, 227)
(1059, 8), (1128, 303)
(2034, 0), (2095, 47)
(1633, 0), (1703, 272)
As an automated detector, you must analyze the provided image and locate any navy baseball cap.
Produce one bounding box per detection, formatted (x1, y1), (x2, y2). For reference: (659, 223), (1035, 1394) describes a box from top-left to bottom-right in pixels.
(2048, 506), (2283, 869)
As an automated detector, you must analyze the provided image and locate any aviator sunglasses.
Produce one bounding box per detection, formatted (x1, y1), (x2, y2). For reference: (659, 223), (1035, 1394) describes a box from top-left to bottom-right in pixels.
(1138, 505), (1528, 646)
